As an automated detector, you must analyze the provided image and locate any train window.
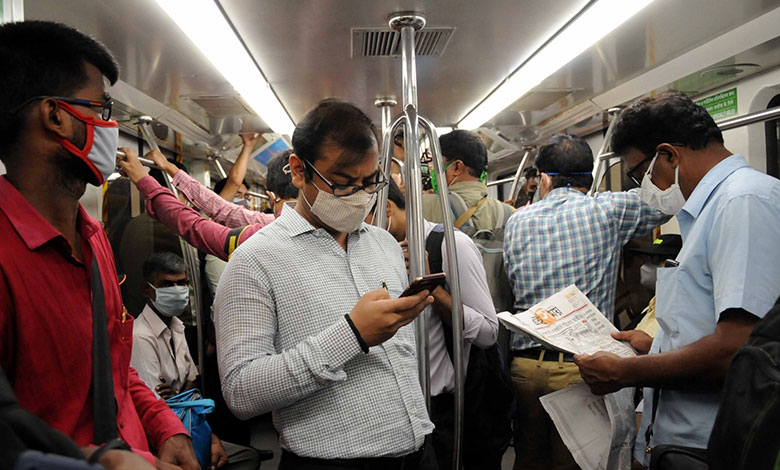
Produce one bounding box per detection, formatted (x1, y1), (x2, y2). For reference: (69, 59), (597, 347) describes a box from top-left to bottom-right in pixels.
(765, 94), (780, 178)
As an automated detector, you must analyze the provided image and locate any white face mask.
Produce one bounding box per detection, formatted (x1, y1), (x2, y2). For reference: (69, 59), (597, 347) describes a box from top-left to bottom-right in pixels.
(232, 198), (250, 208)
(639, 263), (657, 290)
(638, 153), (686, 215)
(303, 183), (377, 233)
(149, 284), (190, 317)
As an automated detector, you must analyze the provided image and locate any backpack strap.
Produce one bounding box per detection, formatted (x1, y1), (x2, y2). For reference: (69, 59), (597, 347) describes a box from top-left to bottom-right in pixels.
(454, 196), (488, 229)
(425, 226), (445, 275)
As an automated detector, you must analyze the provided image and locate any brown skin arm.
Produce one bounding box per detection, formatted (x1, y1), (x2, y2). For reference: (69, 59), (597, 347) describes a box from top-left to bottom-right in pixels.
(218, 133), (264, 201)
(575, 308), (758, 395)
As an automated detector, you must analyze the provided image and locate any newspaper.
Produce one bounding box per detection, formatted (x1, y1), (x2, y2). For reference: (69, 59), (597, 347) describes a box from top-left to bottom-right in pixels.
(497, 284), (635, 357)
(541, 383), (637, 470)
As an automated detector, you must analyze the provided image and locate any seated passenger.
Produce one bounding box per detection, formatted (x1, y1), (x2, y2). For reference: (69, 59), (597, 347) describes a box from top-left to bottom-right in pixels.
(503, 134), (668, 470)
(214, 99), (435, 468)
(574, 91), (780, 466)
(370, 179), (500, 469)
(130, 252), (261, 470)
(0, 20), (197, 468)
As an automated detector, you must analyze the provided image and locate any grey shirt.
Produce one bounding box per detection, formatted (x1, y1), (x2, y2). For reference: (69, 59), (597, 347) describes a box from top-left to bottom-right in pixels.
(214, 208), (433, 459)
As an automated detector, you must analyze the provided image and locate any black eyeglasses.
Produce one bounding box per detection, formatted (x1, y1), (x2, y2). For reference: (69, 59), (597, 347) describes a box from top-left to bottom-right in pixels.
(625, 143), (685, 186)
(304, 159), (388, 197)
(626, 155), (656, 187)
(12, 96), (113, 121)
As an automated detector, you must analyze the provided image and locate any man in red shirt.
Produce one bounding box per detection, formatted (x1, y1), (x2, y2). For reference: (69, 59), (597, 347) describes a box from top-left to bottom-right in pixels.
(0, 21), (198, 469)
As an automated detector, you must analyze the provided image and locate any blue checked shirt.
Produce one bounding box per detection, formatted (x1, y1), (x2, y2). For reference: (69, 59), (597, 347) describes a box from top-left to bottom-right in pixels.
(504, 187), (668, 351)
(214, 208), (433, 459)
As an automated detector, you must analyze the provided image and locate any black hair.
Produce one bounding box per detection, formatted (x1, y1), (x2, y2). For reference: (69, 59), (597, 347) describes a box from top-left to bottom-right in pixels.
(370, 177), (405, 214)
(266, 150), (298, 199)
(522, 167), (538, 179)
(534, 134), (594, 189)
(439, 130), (487, 178)
(386, 177), (406, 210)
(292, 99), (380, 180)
(0, 21), (120, 157)
(213, 176), (249, 196)
(142, 252), (186, 284)
(611, 91), (724, 159)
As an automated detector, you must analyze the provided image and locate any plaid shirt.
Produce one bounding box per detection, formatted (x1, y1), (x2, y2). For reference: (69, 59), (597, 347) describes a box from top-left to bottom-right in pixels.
(504, 188), (668, 351)
(172, 170), (275, 228)
(214, 208), (432, 459)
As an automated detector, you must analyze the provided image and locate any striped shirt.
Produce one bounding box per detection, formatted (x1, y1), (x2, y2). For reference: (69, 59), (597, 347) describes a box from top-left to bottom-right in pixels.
(214, 208), (433, 459)
(504, 188), (667, 350)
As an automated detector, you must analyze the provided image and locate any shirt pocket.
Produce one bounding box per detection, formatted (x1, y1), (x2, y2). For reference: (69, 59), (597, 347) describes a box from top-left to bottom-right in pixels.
(655, 266), (680, 336)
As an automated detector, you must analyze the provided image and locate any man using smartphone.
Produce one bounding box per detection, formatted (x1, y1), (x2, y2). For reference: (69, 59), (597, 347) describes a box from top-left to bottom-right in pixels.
(214, 99), (434, 469)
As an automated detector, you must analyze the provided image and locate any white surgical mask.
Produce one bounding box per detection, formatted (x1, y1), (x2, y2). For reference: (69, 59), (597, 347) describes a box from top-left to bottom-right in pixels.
(232, 198), (250, 208)
(638, 153), (686, 215)
(387, 216), (393, 233)
(303, 183), (376, 233)
(639, 263), (658, 290)
(149, 284), (190, 317)
(54, 100), (119, 185)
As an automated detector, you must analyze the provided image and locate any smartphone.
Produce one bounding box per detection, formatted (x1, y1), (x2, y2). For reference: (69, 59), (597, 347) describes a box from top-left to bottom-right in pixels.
(400, 272), (447, 297)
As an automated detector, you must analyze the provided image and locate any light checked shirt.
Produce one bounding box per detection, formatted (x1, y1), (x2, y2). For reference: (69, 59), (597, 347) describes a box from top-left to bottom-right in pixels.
(635, 154), (780, 463)
(504, 187), (668, 350)
(214, 208), (433, 459)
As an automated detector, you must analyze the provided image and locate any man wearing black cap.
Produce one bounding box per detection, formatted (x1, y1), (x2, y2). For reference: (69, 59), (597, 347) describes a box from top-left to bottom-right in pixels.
(503, 134), (668, 470)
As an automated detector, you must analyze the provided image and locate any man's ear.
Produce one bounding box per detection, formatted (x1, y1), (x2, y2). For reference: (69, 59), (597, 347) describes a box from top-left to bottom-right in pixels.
(289, 154), (307, 190)
(657, 143), (681, 168)
(39, 98), (73, 141)
(143, 282), (155, 302)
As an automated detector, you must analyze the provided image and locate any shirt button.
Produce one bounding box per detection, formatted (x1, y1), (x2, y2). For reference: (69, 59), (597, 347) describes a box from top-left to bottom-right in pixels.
(119, 422), (124, 429)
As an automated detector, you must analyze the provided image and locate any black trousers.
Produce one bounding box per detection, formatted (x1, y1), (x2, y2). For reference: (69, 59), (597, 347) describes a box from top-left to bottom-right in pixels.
(279, 440), (435, 470)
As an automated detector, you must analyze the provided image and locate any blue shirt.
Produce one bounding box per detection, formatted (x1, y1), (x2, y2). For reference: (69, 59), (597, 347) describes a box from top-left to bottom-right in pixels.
(504, 188), (667, 350)
(635, 154), (780, 462)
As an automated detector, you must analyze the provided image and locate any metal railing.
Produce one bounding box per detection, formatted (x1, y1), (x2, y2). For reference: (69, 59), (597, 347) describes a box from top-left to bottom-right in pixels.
(374, 13), (466, 469)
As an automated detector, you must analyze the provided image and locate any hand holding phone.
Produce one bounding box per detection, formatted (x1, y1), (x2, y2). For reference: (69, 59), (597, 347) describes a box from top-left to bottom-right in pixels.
(400, 272), (446, 297)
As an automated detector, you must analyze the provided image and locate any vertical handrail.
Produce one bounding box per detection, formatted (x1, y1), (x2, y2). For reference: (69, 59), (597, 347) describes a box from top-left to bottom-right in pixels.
(376, 116), (406, 230)
(420, 117), (465, 470)
(135, 117), (205, 389)
(391, 12), (463, 469)
(589, 108), (622, 196)
(507, 147), (534, 202)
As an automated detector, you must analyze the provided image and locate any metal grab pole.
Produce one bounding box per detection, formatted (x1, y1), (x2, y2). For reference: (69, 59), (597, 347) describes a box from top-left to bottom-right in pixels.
(134, 116), (205, 387)
(211, 157), (228, 179)
(507, 147), (534, 202)
(420, 117), (465, 470)
(589, 108), (622, 196)
(376, 116), (406, 230)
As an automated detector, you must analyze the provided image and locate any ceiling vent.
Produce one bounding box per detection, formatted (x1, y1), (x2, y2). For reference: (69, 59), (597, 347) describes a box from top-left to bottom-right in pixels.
(351, 28), (454, 57)
(186, 94), (254, 117)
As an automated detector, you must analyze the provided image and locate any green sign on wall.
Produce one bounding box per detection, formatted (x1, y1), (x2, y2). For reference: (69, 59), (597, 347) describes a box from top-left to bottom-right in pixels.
(696, 88), (738, 121)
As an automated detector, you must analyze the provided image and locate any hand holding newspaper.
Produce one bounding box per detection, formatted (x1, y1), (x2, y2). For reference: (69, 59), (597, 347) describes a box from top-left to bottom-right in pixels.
(497, 284), (635, 357)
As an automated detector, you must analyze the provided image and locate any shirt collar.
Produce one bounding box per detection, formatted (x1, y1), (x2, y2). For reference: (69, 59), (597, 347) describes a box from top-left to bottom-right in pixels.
(542, 186), (588, 201)
(680, 154), (748, 219)
(0, 176), (99, 251)
(449, 180), (488, 196)
(277, 203), (370, 237)
(141, 304), (183, 337)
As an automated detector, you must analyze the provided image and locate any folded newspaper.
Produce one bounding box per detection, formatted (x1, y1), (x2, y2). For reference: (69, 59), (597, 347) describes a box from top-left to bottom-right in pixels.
(541, 383), (636, 470)
(497, 284), (635, 357)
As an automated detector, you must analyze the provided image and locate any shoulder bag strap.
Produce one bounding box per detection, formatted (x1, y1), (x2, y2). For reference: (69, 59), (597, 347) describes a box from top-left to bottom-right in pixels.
(91, 257), (117, 444)
(454, 196), (488, 229)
